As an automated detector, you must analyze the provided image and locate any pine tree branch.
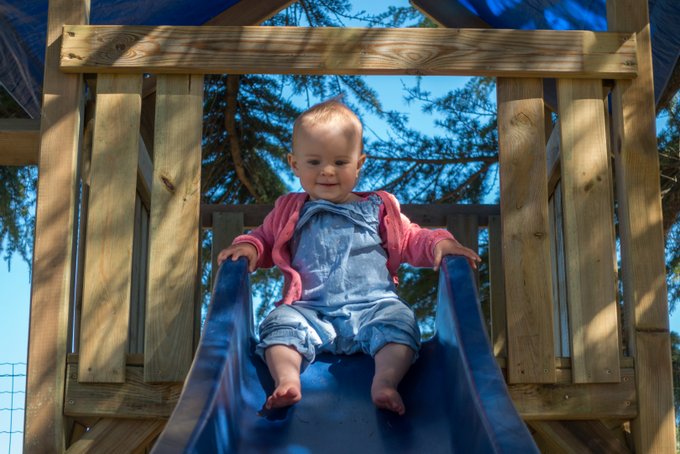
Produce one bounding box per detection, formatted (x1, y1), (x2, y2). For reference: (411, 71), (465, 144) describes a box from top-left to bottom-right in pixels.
(226, 75), (261, 202)
(367, 154), (496, 165)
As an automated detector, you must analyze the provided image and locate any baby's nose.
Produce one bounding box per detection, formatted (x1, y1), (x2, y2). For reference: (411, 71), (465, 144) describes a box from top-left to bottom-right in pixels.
(321, 164), (335, 175)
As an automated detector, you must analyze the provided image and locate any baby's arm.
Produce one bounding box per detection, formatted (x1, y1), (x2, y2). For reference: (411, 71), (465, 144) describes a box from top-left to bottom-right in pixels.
(217, 242), (259, 272)
(433, 238), (481, 271)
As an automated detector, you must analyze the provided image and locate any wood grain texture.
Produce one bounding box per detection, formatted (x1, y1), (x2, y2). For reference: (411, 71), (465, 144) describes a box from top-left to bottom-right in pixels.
(497, 78), (555, 384)
(488, 215), (507, 358)
(65, 418), (164, 454)
(549, 186), (570, 358)
(60, 25), (637, 78)
(0, 119), (40, 165)
(211, 212), (244, 287)
(25, 1), (89, 450)
(529, 420), (632, 453)
(557, 78), (621, 384)
(144, 74), (203, 383)
(79, 74), (142, 383)
(629, 332), (676, 454)
(508, 367), (636, 420)
(65, 364), (181, 419)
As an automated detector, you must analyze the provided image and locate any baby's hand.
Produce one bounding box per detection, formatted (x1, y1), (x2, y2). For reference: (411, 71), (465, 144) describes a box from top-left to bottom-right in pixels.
(218, 243), (259, 272)
(433, 239), (482, 271)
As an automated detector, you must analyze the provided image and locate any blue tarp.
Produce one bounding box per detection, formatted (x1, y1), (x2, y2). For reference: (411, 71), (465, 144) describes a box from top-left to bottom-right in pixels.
(0, 0), (677, 118)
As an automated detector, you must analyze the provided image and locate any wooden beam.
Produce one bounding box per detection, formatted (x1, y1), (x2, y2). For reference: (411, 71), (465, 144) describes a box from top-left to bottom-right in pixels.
(65, 418), (164, 454)
(24, 0), (89, 451)
(60, 26), (638, 78)
(529, 421), (632, 453)
(0, 119), (39, 165)
(608, 0), (673, 413)
(557, 78), (621, 384)
(497, 78), (555, 384)
(65, 364), (180, 418)
(144, 74), (203, 383)
(509, 367), (637, 420)
(201, 203), (499, 229)
(409, 0), (491, 28)
(205, 0), (297, 26)
(79, 74), (142, 383)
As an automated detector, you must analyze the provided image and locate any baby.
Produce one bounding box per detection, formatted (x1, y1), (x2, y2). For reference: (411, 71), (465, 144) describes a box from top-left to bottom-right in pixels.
(218, 98), (480, 416)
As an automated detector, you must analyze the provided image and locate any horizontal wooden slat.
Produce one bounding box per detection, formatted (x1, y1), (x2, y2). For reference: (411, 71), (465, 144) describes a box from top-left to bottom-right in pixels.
(65, 364), (181, 419)
(201, 203), (499, 229)
(0, 119), (40, 165)
(65, 418), (164, 453)
(509, 367), (637, 420)
(61, 25), (637, 78)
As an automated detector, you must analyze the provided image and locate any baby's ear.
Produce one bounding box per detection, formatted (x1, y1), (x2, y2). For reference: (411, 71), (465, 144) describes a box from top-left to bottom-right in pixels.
(287, 153), (299, 174)
(357, 153), (367, 169)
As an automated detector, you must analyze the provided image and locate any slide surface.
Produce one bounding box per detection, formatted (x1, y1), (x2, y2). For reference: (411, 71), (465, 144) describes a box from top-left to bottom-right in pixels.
(152, 256), (539, 453)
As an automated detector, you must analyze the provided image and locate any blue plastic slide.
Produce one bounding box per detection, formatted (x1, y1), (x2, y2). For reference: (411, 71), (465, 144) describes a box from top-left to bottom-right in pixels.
(152, 256), (539, 453)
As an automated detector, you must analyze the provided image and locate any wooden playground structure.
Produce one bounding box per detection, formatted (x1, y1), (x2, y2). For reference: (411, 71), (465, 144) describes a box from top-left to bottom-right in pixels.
(2, 0), (675, 452)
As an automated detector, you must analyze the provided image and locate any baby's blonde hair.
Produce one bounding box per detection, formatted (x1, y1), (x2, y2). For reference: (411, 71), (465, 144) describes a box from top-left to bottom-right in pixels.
(292, 96), (364, 153)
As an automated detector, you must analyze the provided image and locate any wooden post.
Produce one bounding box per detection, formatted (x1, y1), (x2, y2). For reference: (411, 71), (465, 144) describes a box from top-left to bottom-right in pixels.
(211, 212), (245, 286)
(557, 78), (621, 383)
(144, 74), (204, 383)
(607, 0), (676, 451)
(24, 0), (89, 451)
(497, 78), (556, 384)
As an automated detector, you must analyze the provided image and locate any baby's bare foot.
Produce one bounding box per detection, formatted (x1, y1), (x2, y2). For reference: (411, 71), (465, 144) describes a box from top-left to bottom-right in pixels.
(371, 382), (406, 415)
(265, 380), (302, 409)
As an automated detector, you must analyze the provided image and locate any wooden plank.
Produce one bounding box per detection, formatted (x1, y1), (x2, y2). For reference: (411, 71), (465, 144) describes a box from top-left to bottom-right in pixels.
(65, 363), (181, 419)
(409, 0), (491, 28)
(144, 74), (204, 383)
(79, 74), (142, 383)
(509, 368), (637, 420)
(550, 185), (570, 357)
(211, 212), (245, 286)
(497, 78), (555, 384)
(137, 136), (153, 209)
(629, 332), (675, 453)
(557, 78), (620, 383)
(65, 418), (164, 454)
(60, 26), (638, 78)
(201, 203), (499, 229)
(128, 196), (144, 354)
(488, 215), (507, 358)
(24, 1), (89, 451)
(529, 421), (632, 453)
(0, 119), (40, 165)
(205, 0), (296, 26)
(546, 120), (561, 195)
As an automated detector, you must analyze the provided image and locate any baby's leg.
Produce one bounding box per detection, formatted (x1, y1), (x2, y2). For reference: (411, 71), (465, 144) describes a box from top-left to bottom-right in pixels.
(264, 345), (304, 409)
(371, 343), (415, 415)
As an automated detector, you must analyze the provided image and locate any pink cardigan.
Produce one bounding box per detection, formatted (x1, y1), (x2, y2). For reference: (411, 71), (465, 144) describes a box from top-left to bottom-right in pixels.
(232, 191), (455, 306)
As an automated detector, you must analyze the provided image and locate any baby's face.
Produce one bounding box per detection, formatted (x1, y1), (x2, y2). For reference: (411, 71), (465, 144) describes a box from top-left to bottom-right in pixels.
(288, 121), (365, 204)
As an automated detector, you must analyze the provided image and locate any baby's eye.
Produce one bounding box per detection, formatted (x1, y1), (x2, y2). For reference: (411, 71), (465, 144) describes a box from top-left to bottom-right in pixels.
(307, 159), (320, 166)
(335, 160), (349, 166)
